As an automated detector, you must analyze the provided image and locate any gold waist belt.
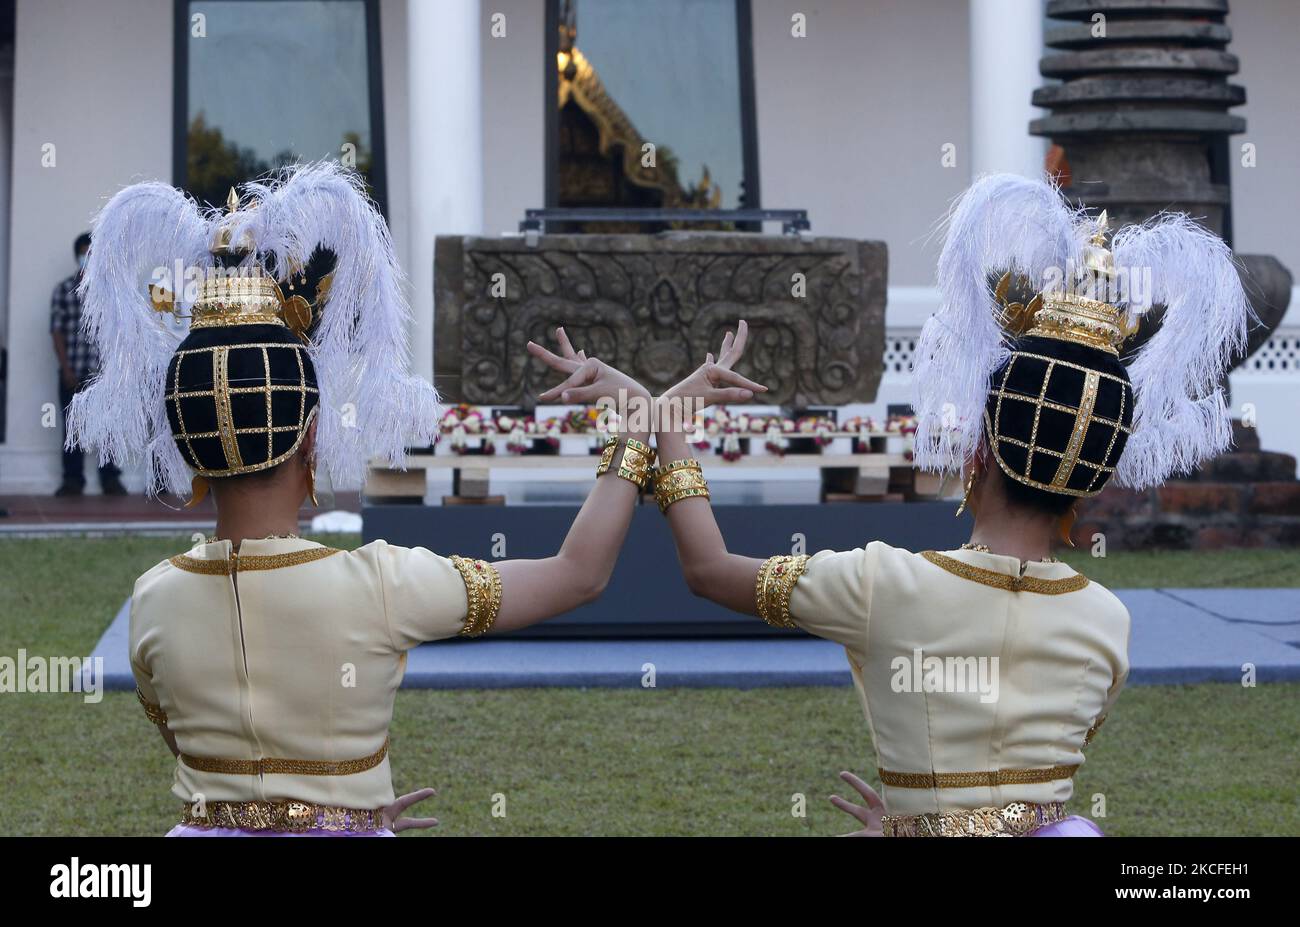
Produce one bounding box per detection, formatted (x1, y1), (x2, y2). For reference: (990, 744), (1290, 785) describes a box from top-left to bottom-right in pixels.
(179, 737), (388, 776)
(878, 764), (1079, 789)
(181, 800), (385, 833)
(883, 800), (1069, 837)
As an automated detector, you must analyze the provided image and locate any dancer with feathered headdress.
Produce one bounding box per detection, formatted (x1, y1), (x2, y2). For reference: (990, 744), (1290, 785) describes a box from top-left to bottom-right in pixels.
(611, 173), (1250, 836)
(72, 162), (760, 835)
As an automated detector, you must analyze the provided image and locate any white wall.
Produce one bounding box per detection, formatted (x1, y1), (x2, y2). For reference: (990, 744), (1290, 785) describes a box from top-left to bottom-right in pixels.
(1228, 0), (1300, 283)
(750, 0), (971, 287)
(0, 0), (172, 493)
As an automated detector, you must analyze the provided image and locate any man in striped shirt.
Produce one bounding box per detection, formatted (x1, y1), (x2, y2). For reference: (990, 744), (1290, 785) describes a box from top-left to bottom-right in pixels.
(50, 232), (125, 496)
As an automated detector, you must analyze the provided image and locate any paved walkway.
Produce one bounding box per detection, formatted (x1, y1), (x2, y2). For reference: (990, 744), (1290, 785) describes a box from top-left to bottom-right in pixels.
(88, 587), (1300, 689)
(0, 492), (359, 534)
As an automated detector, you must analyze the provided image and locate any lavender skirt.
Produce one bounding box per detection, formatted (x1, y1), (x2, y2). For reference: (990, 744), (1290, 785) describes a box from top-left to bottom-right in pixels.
(166, 824), (395, 837)
(1030, 815), (1104, 837)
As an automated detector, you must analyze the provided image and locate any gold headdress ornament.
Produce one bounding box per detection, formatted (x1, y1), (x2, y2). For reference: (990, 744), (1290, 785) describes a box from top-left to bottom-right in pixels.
(993, 211), (1140, 356)
(148, 188), (329, 341)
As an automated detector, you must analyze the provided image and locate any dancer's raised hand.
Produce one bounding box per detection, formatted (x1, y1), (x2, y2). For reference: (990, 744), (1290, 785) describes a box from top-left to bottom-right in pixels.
(527, 326), (650, 407)
(659, 319), (767, 415)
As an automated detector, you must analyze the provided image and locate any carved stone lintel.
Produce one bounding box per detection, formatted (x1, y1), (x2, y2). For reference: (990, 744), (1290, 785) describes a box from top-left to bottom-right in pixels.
(434, 233), (888, 409)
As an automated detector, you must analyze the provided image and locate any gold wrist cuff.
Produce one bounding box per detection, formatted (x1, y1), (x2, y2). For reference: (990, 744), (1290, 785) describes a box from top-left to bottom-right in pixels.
(653, 458), (709, 513)
(616, 438), (656, 490)
(595, 434), (619, 477)
(755, 554), (810, 628)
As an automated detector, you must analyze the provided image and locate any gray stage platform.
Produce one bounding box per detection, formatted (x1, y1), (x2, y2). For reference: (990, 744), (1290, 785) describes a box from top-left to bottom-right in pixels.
(362, 501), (971, 636)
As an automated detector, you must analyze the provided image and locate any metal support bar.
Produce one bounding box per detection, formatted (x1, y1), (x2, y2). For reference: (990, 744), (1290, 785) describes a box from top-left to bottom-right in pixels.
(519, 208), (811, 236)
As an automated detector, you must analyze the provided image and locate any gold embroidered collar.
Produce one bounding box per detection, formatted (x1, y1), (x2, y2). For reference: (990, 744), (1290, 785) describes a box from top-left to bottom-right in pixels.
(921, 550), (1088, 595)
(170, 545), (341, 575)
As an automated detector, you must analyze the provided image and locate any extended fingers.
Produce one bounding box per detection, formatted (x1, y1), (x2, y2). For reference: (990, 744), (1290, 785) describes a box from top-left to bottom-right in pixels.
(389, 787), (436, 813)
(718, 319), (750, 369)
(839, 771), (884, 808)
(538, 357), (599, 402)
(709, 386), (757, 405)
(828, 794), (873, 826)
(709, 365), (767, 394)
(555, 326), (580, 361)
(527, 339), (580, 374)
(718, 330), (734, 364)
(558, 380), (617, 404)
(393, 816), (440, 832)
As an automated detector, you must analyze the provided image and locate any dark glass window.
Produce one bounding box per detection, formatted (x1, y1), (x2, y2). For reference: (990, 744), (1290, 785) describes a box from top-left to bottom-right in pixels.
(546, 0), (759, 219)
(174, 0), (386, 212)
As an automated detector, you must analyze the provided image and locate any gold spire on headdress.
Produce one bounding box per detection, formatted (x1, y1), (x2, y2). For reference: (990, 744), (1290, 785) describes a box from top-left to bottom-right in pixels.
(995, 210), (1138, 356)
(150, 186), (324, 340)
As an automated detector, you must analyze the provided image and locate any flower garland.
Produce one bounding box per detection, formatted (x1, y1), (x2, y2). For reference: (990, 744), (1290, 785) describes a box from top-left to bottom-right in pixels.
(437, 405), (917, 457)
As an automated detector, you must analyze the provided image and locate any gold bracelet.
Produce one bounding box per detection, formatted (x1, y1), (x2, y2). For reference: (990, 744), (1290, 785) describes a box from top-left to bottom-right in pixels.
(595, 433), (619, 477)
(616, 438), (656, 490)
(653, 458), (710, 513)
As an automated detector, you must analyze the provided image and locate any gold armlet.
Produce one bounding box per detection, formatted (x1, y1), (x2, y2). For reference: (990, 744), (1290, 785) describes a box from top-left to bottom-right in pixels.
(615, 438), (656, 490)
(755, 554), (810, 628)
(653, 458), (709, 513)
(1084, 715), (1106, 747)
(450, 555), (503, 637)
(136, 687), (168, 726)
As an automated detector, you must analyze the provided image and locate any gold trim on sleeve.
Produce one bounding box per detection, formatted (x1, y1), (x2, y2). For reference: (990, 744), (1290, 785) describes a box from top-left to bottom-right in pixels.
(755, 554), (810, 628)
(882, 800), (1069, 837)
(920, 550), (1089, 595)
(180, 737), (389, 776)
(450, 555), (503, 637)
(136, 687), (167, 726)
(878, 764), (1080, 789)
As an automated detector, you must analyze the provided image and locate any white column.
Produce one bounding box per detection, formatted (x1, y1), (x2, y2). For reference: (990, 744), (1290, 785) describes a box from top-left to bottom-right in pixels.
(969, 0), (1047, 179)
(407, 0), (483, 383)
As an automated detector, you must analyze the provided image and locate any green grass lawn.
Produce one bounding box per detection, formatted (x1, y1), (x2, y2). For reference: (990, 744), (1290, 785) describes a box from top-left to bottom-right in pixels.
(1, 535), (1297, 836)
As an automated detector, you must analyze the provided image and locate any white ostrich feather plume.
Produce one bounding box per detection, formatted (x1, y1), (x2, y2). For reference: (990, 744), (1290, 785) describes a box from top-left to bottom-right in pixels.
(912, 173), (1083, 475)
(67, 161), (440, 495)
(912, 173), (1252, 490)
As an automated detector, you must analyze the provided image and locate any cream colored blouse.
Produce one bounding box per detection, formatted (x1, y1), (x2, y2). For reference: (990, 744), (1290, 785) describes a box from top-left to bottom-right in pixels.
(129, 537), (501, 811)
(757, 542), (1129, 816)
